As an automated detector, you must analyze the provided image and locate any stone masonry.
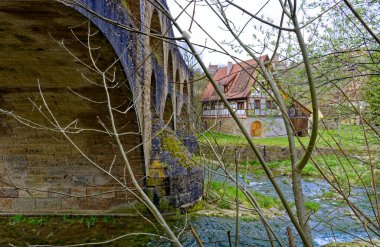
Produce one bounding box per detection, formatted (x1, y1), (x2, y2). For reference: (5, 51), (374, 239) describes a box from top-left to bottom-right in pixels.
(0, 0), (202, 214)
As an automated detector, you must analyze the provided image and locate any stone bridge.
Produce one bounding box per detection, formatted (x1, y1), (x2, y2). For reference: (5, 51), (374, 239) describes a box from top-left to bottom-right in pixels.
(0, 0), (202, 214)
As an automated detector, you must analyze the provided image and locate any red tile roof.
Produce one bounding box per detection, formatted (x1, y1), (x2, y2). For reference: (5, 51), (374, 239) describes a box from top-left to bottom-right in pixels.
(201, 55), (269, 102)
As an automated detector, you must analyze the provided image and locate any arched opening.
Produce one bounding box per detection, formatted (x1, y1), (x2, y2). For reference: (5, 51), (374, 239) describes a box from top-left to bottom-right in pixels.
(180, 79), (191, 133)
(251, 121), (263, 137)
(151, 72), (157, 116)
(167, 51), (174, 91)
(183, 80), (189, 104)
(163, 95), (174, 130)
(0, 0), (145, 212)
(149, 9), (164, 66)
(175, 69), (181, 115)
(163, 52), (174, 129)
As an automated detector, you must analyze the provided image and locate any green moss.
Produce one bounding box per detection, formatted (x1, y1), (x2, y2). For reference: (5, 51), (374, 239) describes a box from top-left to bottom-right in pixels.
(160, 132), (194, 169)
(120, 0), (129, 10)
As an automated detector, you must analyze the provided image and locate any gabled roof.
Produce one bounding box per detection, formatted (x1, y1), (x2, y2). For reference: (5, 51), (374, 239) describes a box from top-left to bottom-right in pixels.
(278, 83), (315, 116)
(201, 55), (269, 102)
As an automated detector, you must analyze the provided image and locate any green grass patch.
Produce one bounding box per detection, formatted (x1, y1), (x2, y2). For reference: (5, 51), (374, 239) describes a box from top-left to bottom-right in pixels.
(248, 154), (374, 186)
(207, 180), (279, 209)
(199, 124), (380, 149)
(85, 216), (97, 228)
(241, 214), (259, 221)
(8, 214), (25, 225)
(27, 217), (47, 225)
(305, 201), (321, 211)
(189, 201), (204, 212)
(102, 216), (116, 224)
(218, 200), (232, 209)
(8, 215), (48, 226)
(200, 131), (304, 147)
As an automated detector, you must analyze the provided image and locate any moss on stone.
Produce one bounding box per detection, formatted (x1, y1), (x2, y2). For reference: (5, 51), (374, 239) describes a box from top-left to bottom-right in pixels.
(160, 132), (194, 169)
(186, 200), (204, 213)
(159, 198), (171, 209)
(120, 0), (129, 10)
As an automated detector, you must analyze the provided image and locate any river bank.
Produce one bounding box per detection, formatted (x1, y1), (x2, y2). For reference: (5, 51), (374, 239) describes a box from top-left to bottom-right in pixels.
(1, 174), (378, 246)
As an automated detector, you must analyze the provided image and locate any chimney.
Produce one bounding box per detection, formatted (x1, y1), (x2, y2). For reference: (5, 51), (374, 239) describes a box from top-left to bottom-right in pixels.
(208, 63), (218, 76)
(227, 61), (233, 75)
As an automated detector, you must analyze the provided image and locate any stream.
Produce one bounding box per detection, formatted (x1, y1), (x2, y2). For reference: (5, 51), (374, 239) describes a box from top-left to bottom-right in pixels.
(0, 176), (378, 246)
(176, 175), (379, 246)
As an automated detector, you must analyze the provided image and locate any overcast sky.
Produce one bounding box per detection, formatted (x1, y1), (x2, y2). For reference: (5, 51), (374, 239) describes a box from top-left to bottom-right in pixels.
(166, 0), (286, 66)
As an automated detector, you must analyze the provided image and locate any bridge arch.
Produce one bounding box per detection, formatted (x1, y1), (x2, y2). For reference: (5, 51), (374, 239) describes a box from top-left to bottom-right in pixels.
(162, 51), (175, 129)
(150, 71), (158, 116)
(148, 9), (164, 67)
(0, 0), (145, 213)
(0, 0), (201, 214)
(175, 68), (183, 116)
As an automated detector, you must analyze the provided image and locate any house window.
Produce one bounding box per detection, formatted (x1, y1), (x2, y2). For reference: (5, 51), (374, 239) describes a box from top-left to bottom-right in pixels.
(265, 100), (277, 109)
(295, 106), (301, 116)
(254, 100), (261, 109)
(289, 107), (295, 117)
(266, 100), (271, 109)
(237, 102), (245, 110)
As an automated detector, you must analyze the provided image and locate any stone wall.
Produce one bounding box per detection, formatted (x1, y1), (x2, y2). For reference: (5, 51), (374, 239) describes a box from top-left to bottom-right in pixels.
(0, 1), (145, 214)
(203, 116), (287, 137)
(0, 0), (202, 214)
(148, 123), (202, 212)
(201, 143), (336, 164)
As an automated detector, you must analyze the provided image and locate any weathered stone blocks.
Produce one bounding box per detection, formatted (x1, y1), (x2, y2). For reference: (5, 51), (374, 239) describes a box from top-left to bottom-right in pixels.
(0, 188), (18, 198)
(0, 0), (201, 215)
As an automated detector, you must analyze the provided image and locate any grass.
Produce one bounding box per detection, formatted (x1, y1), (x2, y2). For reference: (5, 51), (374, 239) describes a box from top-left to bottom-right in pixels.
(310, 155), (374, 186)
(7, 215), (118, 228)
(246, 154), (375, 186)
(27, 217), (47, 225)
(199, 124), (380, 149)
(305, 201), (321, 211)
(85, 216), (97, 228)
(1, 216), (161, 246)
(207, 180), (279, 209)
(200, 131), (301, 147)
(8, 215), (25, 225)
